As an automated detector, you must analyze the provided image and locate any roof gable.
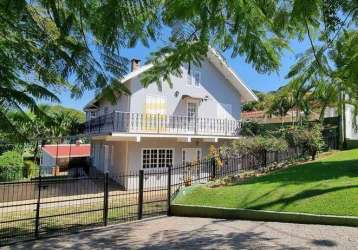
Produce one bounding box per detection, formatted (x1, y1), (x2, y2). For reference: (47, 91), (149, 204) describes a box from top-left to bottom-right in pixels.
(84, 48), (257, 110)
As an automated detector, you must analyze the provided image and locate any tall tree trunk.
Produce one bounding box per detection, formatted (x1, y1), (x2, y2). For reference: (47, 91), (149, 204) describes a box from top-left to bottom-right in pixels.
(319, 102), (328, 125)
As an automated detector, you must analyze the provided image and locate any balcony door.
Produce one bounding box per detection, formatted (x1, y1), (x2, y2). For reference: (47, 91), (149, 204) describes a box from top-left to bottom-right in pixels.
(187, 102), (198, 132)
(142, 95), (167, 132)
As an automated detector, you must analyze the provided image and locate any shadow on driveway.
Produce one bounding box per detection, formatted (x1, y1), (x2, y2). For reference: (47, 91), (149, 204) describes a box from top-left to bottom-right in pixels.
(4, 216), (357, 249)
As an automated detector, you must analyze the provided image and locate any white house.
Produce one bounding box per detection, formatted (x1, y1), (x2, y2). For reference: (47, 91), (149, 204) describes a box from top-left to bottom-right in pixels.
(83, 48), (257, 188)
(325, 104), (358, 142)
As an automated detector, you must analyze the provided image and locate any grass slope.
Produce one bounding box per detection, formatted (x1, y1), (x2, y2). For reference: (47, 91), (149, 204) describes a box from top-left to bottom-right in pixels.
(174, 149), (358, 217)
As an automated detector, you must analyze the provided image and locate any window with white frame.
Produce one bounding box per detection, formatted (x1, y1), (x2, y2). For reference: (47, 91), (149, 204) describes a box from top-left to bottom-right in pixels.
(91, 111), (96, 118)
(192, 71), (201, 86)
(142, 148), (173, 169)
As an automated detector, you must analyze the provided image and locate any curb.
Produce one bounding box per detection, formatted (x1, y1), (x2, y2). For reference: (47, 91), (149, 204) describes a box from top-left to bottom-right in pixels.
(171, 204), (358, 227)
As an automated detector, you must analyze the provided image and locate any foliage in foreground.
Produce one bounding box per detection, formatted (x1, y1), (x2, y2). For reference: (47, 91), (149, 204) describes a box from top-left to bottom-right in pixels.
(2, 105), (85, 142)
(2, 1), (358, 140)
(174, 149), (358, 217)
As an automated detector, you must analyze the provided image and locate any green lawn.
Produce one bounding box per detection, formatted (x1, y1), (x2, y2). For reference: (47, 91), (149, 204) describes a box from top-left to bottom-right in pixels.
(174, 149), (358, 217)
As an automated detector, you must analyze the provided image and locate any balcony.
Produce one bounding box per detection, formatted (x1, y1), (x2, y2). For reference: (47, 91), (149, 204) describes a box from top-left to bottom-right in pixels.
(85, 111), (242, 137)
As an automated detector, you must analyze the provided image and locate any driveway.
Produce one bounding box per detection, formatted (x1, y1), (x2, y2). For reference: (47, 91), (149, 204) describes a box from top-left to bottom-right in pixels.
(3, 216), (358, 249)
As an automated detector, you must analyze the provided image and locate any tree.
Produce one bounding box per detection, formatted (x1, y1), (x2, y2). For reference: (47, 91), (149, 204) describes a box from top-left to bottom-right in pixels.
(241, 91), (275, 112)
(267, 90), (292, 123)
(281, 0), (358, 147)
(4, 105), (85, 142)
(0, 0), (155, 136)
(2, 0), (358, 142)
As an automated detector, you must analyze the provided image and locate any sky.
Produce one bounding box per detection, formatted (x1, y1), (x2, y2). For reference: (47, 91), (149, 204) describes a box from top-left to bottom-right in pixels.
(58, 38), (311, 111)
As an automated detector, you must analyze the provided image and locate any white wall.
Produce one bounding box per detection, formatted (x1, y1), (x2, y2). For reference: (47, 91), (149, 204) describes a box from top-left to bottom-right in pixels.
(87, 58), (242, 122)
(129, 59), (241, 120)
(40, 151), (56, 168)
(91, 138), (230, 189)
(91, 140), (129, 184)
(346, 104), (358, 139)
(85, 91), (130, 121)
(126, 139), (226, 172)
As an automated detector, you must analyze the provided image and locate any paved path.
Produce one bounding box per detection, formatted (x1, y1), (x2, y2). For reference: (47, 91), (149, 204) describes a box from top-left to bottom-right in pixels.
(3, 216), (358, 249)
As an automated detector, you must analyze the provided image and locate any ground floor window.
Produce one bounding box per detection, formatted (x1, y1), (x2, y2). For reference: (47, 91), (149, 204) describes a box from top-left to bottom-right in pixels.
(142, 148), (174, 169)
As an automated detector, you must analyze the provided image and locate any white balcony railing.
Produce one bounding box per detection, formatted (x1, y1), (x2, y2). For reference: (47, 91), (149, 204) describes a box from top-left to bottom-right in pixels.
(85, 111), (242, 137)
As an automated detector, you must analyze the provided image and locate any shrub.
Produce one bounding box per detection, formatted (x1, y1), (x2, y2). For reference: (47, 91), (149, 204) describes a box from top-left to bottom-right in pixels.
(220, 136), (288, 157)
(269, 124), (325, 160)
(298, 124), (325, 160)
(23, 160), (39, 178)
(240, 120), (262, 136)
(0, 150), (24, 181)
(269, 126), (303, 147)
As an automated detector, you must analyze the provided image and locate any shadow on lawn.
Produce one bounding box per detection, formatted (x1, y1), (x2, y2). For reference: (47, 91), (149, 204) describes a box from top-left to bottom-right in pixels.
(247, 184), (358, 211)
(227, 158), (358, 212)
(234, 159), (358, 186)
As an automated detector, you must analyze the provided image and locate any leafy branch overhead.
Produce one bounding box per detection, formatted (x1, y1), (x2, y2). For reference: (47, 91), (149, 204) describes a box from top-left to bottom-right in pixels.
(1, 0), (358, 139)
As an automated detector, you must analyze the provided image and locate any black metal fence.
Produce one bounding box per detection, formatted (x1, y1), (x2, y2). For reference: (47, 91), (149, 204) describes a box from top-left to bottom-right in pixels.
(0, 147), (306, 246)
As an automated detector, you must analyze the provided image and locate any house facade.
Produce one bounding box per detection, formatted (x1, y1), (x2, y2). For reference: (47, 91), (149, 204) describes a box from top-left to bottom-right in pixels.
(84, 48), (257, 187)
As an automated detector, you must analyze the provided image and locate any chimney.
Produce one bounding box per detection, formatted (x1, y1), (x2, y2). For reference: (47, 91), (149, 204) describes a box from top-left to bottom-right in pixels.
(131, 58), (141, 72)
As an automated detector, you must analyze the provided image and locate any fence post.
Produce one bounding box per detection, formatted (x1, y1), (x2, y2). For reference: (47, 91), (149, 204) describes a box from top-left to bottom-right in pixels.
(211, 158), (216, 180)
(34, 171), (41, 239)
(167, 164), (172, 216)
(103, 172), (109, 226)
(274, 151), (279, 163)
(263, 150), (267, 169)
(138, 170), (144, 220)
